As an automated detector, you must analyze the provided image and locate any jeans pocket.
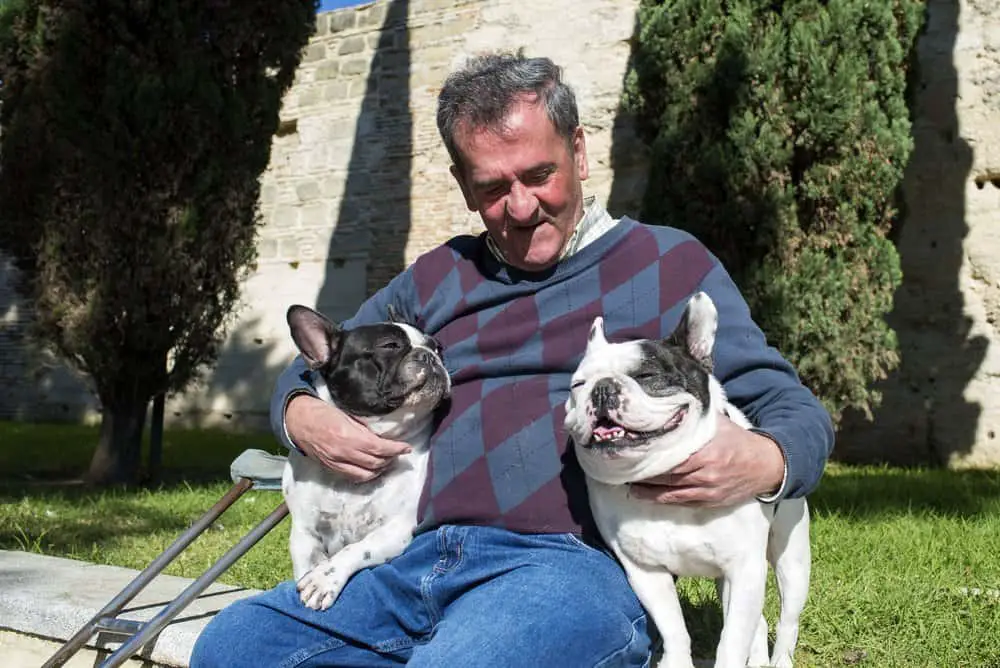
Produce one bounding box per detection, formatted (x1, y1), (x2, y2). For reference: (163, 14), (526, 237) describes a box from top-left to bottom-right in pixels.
(561, 532), (605, 554)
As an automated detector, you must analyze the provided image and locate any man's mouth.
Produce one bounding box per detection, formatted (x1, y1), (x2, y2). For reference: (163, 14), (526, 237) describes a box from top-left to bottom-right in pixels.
(587, 404), (689, 447)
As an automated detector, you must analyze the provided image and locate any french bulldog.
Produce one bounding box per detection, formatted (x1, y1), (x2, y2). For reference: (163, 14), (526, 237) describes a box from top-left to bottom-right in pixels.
(281, 304), (451, 611)
(564, 292), (811, 668)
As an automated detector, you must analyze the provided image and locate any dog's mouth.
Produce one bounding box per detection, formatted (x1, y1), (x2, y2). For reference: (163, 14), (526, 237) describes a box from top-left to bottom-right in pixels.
(587, 404), (689, 448)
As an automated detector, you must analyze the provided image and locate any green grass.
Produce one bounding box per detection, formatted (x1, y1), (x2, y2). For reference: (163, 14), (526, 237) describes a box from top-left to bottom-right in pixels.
(2, 420), (999, 666)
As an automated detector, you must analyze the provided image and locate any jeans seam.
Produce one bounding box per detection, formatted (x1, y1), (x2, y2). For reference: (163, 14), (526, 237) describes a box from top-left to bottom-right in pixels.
(278, 636), (347, 668)
(592, 612), (650, 668)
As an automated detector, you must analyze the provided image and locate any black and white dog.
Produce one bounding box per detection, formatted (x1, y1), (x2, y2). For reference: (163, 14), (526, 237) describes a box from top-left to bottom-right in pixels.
(281, 304), (450, 611)
(564, 293), (811, 668)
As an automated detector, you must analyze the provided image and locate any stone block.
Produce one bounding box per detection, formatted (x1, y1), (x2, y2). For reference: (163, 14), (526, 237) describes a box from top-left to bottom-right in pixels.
(301, 43), (326, 63)
(339, 36), (367, 56)
(257, 238), (279, 260)
(341, 58), (370, 77)
(324, 81), (351, 101)
(272, 206), (301, 230)
(296, 181), (322, 202)
(328, 10), (356, 34)
(358, 3), (388, 28)
(316, 61), (340, 81)
(300, 202), (331, 229)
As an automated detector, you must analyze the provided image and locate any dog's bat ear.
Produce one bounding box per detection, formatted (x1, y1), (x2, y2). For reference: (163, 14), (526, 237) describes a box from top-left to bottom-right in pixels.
(587, 316), (608, 347)
(386, 304), (403, 324)
(286, 305), (343, 370)
(667, 292), (718, 370)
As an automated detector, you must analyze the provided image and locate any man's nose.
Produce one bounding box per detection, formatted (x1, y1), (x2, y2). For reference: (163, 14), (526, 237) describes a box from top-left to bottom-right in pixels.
(505, 180), (538, 223)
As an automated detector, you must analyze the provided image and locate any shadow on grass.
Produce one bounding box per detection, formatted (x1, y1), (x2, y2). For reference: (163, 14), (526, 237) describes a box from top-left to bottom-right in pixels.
(0, 483), (222, 554)
(810, 466), (1000, 519)
(0, 419), (281, 484)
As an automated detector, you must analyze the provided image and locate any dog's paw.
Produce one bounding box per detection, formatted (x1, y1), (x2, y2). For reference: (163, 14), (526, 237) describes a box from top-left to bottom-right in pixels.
(296, 565), (346, 611)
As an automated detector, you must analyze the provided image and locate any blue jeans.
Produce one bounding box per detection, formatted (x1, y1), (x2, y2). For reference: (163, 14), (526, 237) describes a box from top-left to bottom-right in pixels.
(191, 525), (651, 667)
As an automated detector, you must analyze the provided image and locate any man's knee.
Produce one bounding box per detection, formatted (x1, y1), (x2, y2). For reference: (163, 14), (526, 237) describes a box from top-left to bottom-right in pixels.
(191, 596), (273, 668)
(551, 601), (651, 667)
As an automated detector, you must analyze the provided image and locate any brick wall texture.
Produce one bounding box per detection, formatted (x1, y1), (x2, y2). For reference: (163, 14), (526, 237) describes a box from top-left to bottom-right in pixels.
(1, 0), (999, 466)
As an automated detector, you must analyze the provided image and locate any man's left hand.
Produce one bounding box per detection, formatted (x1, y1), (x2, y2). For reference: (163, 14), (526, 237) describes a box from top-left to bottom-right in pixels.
(628, 414), (785, 507)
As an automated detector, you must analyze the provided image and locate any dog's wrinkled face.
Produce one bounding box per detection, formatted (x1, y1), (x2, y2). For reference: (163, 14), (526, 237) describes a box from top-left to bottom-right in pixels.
(564, 292), (720, 484)
(286, 305), (451, 420)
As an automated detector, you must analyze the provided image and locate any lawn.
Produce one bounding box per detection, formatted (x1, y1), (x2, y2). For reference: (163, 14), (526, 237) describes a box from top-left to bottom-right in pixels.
(2, 420), (999, 667)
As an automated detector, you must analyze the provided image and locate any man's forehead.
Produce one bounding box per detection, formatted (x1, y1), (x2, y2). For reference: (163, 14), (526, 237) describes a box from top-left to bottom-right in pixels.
(455, 101), (556, 151)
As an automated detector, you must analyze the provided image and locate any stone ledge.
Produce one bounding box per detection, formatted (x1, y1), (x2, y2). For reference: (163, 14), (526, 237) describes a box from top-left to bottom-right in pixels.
(0, 550), (262, 667)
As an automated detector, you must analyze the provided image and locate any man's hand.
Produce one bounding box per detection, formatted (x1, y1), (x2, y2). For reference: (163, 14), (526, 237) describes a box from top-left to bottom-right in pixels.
(285, 394), (412, 482)
(628, 414), (785, 507)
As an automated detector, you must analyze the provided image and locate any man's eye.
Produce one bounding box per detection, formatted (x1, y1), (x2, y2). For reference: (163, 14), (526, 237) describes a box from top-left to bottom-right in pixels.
(477, 183), (508, 199)
(523, 169), (553, 185)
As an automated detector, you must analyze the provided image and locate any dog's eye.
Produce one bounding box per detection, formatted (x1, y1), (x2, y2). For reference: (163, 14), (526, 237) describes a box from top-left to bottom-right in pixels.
(378, 340), (402, 351)
(570, 380), (585, 390)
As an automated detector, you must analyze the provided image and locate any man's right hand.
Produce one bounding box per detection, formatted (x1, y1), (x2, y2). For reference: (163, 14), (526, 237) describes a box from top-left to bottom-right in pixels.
(285, 394), (412, 482)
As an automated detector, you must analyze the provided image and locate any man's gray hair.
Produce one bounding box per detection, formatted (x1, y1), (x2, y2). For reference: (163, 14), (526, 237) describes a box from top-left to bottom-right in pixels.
(436, 51), (580, 169)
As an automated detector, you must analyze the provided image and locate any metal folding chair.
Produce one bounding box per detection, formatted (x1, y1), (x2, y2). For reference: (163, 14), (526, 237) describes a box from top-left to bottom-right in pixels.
(41, 448), (290, 668)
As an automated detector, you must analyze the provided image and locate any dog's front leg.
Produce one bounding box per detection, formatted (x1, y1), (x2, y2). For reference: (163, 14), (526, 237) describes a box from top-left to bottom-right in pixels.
(714, 560), (768, 668)
(297, 518), (415, 611)
(715, 577), (769, 667)
(615, 550), (695, 668)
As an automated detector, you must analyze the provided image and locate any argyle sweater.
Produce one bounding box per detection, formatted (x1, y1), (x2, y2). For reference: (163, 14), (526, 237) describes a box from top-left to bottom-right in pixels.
(272, 218), (834, 537)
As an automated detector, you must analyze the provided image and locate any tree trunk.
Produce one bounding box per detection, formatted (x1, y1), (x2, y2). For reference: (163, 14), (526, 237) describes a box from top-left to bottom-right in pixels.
(149, 392), (165, 483)
(87, 397), (149, 485)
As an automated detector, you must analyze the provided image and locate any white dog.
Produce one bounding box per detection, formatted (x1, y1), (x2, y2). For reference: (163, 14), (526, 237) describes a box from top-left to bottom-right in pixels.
(281, 304), (450, 610)
(564, 292), (811, 668)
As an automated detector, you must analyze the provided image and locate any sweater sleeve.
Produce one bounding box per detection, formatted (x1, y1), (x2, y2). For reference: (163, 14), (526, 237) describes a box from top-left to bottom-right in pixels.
(268, 268), (421, 451)
(696, 259), (835, 499)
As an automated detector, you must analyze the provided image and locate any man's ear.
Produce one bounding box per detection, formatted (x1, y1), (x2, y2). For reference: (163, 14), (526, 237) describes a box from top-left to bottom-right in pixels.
(286, 305), (343, 370)
(572, 126), (589, 182)
(450, 163), (477, 212)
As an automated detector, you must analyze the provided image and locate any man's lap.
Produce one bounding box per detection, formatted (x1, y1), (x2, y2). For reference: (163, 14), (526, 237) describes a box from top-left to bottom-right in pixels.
(190, 525), (651, 668)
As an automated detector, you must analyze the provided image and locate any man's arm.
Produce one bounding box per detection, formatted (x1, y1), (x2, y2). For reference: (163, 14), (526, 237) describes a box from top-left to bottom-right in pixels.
(699, 260), (835, 500)
(631, 253), (834, 506)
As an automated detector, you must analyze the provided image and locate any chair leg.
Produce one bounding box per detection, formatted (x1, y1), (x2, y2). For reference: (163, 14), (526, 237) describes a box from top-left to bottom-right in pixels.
(42, 477), (256, 668)
(98, 500), (289, 668)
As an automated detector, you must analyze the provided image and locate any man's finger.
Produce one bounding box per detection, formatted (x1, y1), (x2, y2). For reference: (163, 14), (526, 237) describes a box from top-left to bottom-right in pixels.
(331, 462), (383, 483)
(629, 483), (712, 505)
(360, 435), (412, 458)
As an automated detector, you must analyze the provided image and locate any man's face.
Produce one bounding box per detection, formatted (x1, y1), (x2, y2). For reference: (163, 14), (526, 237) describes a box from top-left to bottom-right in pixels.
(450, 97), (589, 272)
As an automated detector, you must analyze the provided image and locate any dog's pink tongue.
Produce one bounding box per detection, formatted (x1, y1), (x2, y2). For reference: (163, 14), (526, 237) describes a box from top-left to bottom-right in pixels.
(593, 425), (618, 439)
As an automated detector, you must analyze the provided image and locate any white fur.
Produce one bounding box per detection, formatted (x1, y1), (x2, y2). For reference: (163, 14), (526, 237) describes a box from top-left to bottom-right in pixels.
(565, 295), (811, 668)
(281, 324), (448, 611)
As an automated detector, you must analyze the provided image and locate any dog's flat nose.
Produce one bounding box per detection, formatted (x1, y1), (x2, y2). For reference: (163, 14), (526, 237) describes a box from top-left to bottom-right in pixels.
(591, 378), (620, 417)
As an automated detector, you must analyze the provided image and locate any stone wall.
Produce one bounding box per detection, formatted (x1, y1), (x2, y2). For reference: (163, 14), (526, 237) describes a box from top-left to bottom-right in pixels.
(1, 0), (999, 468)
(837, 0), (1000, 468)
(0, 0), (645, 431)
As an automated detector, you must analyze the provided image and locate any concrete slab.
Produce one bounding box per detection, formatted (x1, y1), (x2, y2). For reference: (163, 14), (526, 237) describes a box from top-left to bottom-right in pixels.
(0, 550), (262, 667)
(0, 630), (156, 667)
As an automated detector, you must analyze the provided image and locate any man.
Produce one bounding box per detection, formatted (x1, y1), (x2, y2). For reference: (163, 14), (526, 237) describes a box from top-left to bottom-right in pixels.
(191, 52), (834, 667)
